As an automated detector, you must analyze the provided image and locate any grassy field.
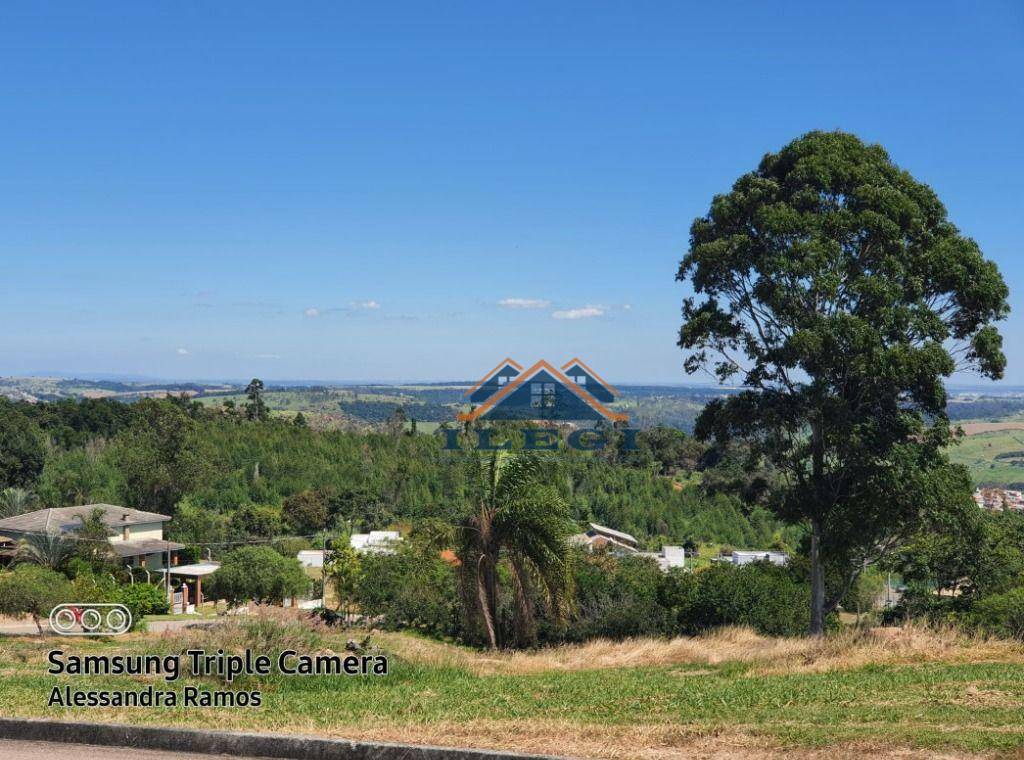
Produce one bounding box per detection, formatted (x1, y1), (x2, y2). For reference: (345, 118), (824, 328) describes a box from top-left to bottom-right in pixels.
(949, 429), (1024, 486)
(2, 621), (1023, 758)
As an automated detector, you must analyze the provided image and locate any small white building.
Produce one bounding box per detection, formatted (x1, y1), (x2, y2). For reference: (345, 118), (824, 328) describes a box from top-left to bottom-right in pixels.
(635, 545), (688, 572)
(296, 549), (325, 568)
(568, 522), (639, 554)
(296, 530), (403, 568)
(729, 550), (789, 567)
(350, 530), (402, 554)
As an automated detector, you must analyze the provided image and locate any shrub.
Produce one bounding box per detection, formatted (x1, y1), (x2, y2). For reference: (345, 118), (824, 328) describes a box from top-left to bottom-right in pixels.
(355, 543), (459, 638)
(118, 583), (170, 618)
(272, 536), (312, 558)
(165, 610), (329, 682)
(665, 561), (811, 637)
(569, 552), (672, 641)
(964, 587), (1024, 638)
(206, 546), (309, 607)
(0, 565), (71, 633)
(228, 503), (283, 539)
(282, 490), (329, 534)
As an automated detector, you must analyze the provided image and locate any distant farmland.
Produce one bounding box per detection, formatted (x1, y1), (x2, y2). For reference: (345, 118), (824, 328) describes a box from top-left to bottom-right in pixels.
(959, 420), (1024, 435)
(949, 427), (1024, 486)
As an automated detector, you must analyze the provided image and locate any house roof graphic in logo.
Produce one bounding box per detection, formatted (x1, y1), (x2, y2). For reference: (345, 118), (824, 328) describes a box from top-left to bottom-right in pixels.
(459, 359), (627, 422)
(464, 357), (523, 404)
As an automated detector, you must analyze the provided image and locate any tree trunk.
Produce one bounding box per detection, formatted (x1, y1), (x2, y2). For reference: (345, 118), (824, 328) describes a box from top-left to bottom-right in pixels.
(810, 517), (825, 636)
(508, 557), (536, 649)
(33, 613), (43, 635)
(476, 557), (498, 649)
(809, 418), (827, 637)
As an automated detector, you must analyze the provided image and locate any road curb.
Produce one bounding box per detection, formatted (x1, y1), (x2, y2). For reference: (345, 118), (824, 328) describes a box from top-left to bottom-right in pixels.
(0, 718), (566, 759)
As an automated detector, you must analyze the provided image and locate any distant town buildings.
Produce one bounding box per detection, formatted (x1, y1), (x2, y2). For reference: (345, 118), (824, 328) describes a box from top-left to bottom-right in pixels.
(296, 530), (404, 569)
(974, 488), (1024, 512)
(727, 550), (789, 567)
(569, 522), (689, 571)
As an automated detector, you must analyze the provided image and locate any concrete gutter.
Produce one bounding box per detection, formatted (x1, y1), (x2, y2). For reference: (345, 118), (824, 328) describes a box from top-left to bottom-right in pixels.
(0, 718), (566, 760)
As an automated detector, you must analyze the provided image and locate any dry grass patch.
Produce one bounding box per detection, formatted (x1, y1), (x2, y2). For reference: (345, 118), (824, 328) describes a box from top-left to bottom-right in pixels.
(378, 624), (1024, 677)
(264, 719), (993, 759)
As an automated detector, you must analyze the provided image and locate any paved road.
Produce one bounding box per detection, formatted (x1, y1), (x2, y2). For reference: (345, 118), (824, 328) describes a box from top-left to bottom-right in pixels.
(0, 618), (219, 636)
(0, 739), (266, 759)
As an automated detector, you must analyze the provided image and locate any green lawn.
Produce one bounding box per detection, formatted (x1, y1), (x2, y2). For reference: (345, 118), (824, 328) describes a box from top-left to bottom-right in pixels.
(2, 626), (1022, 757)
(949, 429), (1024, 486)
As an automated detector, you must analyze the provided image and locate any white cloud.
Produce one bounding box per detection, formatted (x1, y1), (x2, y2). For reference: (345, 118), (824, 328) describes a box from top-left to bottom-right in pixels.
(255, 353), (281, 360)
(552, 305), (605, 320)
(304, 307), (321, 318)
(351, 300), (381, 310)
(499, 297), (550, 310)
(176, 348), (190, 356)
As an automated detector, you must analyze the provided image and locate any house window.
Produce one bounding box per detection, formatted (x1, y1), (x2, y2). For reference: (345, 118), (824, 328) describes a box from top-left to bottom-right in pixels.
(530, 382), (556, 409)
(574, 374), (586, 386)
(498, 375), (509, 386)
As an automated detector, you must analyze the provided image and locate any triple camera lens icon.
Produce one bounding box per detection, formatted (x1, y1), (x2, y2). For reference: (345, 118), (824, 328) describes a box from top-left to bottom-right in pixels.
(49, 603), (133, 636)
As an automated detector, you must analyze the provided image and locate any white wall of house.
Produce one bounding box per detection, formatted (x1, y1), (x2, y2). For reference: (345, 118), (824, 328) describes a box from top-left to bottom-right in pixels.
(131, 551), (168, 570)
(109, 521), (165, 543)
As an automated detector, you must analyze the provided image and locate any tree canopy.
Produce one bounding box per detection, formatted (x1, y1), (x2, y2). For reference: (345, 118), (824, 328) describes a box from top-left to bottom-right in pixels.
(677, 130), (1010, 633)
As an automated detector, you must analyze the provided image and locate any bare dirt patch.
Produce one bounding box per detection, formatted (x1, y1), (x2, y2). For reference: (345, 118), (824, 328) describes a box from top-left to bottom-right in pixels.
(959, 421), (1024, 435)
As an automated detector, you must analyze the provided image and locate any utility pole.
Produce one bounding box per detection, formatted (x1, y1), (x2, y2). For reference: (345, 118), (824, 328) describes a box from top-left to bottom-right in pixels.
(166, 546), (172, 608)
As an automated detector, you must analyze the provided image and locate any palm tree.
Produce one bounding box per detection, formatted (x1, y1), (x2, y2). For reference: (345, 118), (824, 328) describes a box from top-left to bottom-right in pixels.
(16, 532), (74, 570)
(457, 451), (572, 649)
(0, 487), (36, 518)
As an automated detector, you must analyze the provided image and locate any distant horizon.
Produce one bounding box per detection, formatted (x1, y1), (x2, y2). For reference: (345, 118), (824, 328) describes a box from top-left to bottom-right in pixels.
(4, 370), (1022, 394)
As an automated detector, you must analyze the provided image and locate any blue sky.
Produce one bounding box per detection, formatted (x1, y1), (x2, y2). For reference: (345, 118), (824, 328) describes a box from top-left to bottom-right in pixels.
(2, 2), (1022, 384)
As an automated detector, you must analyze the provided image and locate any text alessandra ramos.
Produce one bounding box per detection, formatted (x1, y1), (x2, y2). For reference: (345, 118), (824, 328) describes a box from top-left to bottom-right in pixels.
(46, 648), (389, 708)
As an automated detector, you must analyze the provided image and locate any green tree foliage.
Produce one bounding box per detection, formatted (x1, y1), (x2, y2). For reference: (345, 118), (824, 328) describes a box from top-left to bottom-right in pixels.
(354, 540), (460, 638)
(0, 487), (36, 518)
(15, 533), (74, 571)
(569, 551), (671, 640)
(0, 564), (71, 633)
(677, 130), (1010, 634)
(282, 490), (329, 534)
(206, 545), (309, 606)
(36, 444), (123, 507)
(457, 452), (572, 649)
(18, 397), (136, 449)
(28, 399), (795, 552)
(323, 543), (362, 614)
(271, 536), (312, 557)
(965, 587), (1024, 638)
(70, 507), (121, 576)
(166, 497), (229, 545)
(117, 583), (170, 619)
(888, 509), (1024, 625)
(245, 378), (268, 422)
(112, 399), (211, 512)
(0, 400), (46, 489)
(228, 503), (283, 539)
(623, 427), (705, 476)
(662, 561), (813, 636)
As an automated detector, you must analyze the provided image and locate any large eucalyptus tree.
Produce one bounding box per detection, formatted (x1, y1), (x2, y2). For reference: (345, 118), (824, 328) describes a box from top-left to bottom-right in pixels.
(677, 131), (1009, 634)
